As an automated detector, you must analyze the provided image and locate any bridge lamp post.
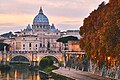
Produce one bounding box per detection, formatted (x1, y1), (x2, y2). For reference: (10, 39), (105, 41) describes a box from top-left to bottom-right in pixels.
(6, 56), (10, 65)
(7, 56), (10, 62)
(59, 57), (63, 67)
(59, 58), (63, 62)
(37, 57), (39, 62)
(76, 55), (79, 58)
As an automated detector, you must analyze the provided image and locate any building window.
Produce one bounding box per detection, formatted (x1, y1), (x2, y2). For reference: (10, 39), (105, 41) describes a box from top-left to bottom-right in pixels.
(29, 43), (31, 47)
(36, 44), (37, 47)
(40, 43), (42, 47)
(40, 25), (42, 28)
(23, 48), (25, 50)
(23, 44), (25, 47)
(23, 38), (25, 40)
(53, 45), (54, 48)
(43, 44), (45, 47)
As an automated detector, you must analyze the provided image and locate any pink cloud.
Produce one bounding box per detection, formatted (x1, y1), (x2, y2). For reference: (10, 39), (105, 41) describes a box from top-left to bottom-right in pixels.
(0, 0), (109, 34)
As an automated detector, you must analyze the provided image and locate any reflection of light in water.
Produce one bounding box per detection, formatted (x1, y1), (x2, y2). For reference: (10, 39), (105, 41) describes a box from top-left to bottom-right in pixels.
(37, 72), (40, 80)
(0, 71), (1, 79)
(33, 72), (36, 80)
(0, 58), (2, 62)
(7, 56), (10, 61)
(7, 73), (10, 80)
(14, 70), (17, 80)
(28, 71), (41, 80)
(0, 68), (45, 80)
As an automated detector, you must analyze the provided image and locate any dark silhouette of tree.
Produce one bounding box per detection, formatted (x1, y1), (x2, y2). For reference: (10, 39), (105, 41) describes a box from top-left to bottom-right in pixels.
(57, 36), (78, 43)
(57, 36), (78, 50)
(0, 43), (10, 51)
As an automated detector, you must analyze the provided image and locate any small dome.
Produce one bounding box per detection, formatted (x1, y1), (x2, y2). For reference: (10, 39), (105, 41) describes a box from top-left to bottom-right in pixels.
(26, 24), (32, 31)
(33, 7), (49, 24)
(51, 24), (55, 29)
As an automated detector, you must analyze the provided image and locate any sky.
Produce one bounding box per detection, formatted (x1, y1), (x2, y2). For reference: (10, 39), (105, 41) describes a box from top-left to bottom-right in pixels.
(0, 0), (109, 34)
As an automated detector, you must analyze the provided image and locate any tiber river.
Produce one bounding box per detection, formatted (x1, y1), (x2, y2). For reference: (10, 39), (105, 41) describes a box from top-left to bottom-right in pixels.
(0, 66), (48, 80)
(0, 64), (71, 80)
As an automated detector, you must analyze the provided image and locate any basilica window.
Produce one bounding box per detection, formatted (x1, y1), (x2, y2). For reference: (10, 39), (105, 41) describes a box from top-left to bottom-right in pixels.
(23, 44), (25, 47)
(36, 44), (37, 47)
(37, 25), (39, 28)
(43, 44), (45, 47)
(29, 43), (31, 47)
(40, 25), (42, 28)
(40, 43), (42, 47)
(23, 38), (25, 40)
(53, 45), (54, 48)
(44, 25), (46, 28)
(43, 25), (45, 28)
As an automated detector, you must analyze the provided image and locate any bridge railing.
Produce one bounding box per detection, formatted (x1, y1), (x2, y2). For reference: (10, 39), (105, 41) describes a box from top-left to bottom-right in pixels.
(7, 50), (62, 54)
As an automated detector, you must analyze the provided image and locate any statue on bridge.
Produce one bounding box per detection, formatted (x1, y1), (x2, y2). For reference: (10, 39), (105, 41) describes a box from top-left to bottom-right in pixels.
(4, 46), (6, 53)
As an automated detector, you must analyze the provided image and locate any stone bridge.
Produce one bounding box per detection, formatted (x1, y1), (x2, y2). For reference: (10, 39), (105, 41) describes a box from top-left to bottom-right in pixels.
(0, 50), (85, 67)
(0, 51), (63, 66)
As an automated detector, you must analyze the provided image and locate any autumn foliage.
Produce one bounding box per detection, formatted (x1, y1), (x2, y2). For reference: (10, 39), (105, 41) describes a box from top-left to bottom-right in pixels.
(79, 0), (120, 68)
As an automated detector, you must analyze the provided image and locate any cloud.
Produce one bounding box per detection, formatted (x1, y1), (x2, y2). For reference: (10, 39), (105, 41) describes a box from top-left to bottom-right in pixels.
(0, 0), (109, 16)
(0, 0), (109, 34)
(0, 14), (34, 25)
(0, 24), (25, 34)
(56, 23), (81, 31)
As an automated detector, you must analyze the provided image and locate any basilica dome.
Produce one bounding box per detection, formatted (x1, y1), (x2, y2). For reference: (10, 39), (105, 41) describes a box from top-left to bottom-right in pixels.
(33, 7), (49, 24)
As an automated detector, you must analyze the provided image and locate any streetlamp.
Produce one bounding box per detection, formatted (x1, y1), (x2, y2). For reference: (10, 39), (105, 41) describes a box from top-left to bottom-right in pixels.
(107, 56), (111, 61)
(76, 55), (79, 58)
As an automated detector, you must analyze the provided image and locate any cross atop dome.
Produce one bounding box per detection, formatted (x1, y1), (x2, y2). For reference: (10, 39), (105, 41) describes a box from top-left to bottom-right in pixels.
(39, 7), (43, 14)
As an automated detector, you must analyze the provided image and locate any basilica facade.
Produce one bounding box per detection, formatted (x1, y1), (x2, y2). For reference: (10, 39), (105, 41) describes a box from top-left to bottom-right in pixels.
(4, 7), (61, 51)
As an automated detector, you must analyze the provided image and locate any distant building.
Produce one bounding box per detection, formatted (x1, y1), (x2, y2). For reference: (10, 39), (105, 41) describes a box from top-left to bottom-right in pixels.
(1, 7), (81, 52)
(68, 40), (81, 51)
(3, 7), (61, 51)
(61, 30), (80, 39)
(60, 30), (81, 51)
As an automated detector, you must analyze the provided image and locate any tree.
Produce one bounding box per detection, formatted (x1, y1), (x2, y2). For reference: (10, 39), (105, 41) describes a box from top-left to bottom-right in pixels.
(0, 43), (10, 51)
(57, 36), (78, 43)
(79, 0), (120, 68)
(39, 57), (53, 68)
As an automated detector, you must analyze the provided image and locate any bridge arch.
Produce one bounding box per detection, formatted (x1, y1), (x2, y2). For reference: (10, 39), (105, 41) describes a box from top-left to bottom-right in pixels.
(10, 54), (31, 62)
(38, 54), (61, 65)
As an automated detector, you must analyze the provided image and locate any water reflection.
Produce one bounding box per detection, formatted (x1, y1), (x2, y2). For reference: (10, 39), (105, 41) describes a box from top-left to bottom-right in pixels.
(0, 65), (46, 80)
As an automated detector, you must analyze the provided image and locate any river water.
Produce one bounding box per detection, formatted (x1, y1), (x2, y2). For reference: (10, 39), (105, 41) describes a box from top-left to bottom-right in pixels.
(0, 65), (53, 80)
(0, 64), (72, 80)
